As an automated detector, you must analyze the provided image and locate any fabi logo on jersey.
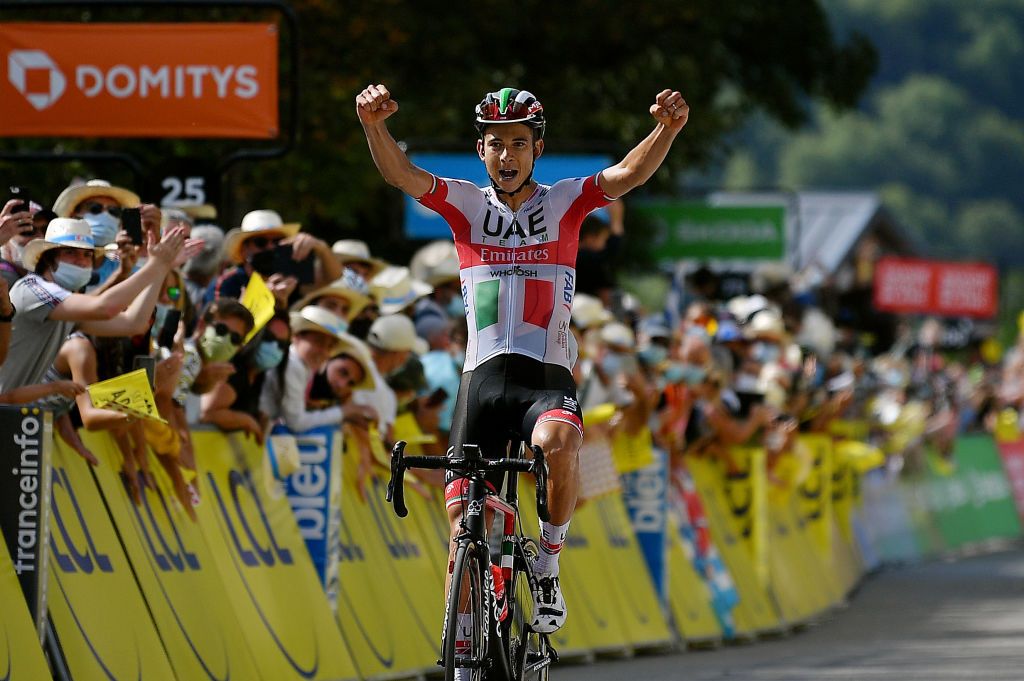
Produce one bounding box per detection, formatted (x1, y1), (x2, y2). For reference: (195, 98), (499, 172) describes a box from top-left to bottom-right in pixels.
(0, 22), (278, 138)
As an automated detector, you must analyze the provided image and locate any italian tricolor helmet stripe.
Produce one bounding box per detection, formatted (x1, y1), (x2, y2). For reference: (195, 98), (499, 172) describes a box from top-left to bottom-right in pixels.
(498, 87), (514, 115)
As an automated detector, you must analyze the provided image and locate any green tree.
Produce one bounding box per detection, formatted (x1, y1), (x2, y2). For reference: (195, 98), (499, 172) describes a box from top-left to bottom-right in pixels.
(0, 0), (875, 258)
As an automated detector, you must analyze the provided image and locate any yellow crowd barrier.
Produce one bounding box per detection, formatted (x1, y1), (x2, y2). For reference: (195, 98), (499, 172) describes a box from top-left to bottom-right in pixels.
(0, 534), (52, 680)
(3, 418), (878, 679)
(335, 431), (440, 680)
(664, 510), (724, 643)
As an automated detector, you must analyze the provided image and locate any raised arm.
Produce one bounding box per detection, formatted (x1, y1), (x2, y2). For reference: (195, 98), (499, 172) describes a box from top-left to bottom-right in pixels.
(598, 89), (689, 199)
(50, 227), (186, 324)
(356, 83), (434, 198)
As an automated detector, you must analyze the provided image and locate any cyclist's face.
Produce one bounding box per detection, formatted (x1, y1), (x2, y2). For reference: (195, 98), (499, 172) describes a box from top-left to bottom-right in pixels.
(478, 123), (544, 192)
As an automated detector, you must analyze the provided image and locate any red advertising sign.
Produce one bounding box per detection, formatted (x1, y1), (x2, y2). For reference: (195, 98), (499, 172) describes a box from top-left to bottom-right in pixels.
(0, 22), (278, 138)
(872, 256), (998, 318)
(997, 439), (1024, 524)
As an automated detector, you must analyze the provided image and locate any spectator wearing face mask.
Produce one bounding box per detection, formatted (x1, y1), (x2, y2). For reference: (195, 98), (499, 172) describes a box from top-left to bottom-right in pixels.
(202, 311), (289, 442)
(259, 305), (354, 433)
(52, 179), (161, 290)
(410, 240), (463, 328)
(0, 218), (185, 396)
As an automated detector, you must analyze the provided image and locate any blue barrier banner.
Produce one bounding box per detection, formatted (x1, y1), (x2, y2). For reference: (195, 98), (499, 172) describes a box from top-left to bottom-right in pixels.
(620, 447), (668, 599)
(277, 424), (342, 608)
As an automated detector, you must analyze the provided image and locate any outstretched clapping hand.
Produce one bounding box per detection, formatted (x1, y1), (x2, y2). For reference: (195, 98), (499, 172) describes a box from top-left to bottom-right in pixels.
(650, 89), (689, 131)
(356, 83), (399, 125)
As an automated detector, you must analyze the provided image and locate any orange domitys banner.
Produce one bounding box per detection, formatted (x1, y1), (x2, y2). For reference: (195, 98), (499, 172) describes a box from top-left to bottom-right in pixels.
(0, 22), (278, 138)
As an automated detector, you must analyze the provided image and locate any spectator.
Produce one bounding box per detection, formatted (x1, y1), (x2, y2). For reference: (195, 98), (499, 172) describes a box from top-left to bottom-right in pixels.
(181, 224), (225, 309)
(0, 218), (184, 394)
(0, 198), (48, 286)
(331, 239), (387, 283)
(290, 269), (372, 322)
(259, 305), (353, 433)
(52, 179), (158, 289)
(208, 209), (341, 304)
(410, 240), (462, 325)
(354, 313), (428, 443)
(575, 199), (624, 304)
(369, 265), (432, 316)
(202, 311), (291, 441)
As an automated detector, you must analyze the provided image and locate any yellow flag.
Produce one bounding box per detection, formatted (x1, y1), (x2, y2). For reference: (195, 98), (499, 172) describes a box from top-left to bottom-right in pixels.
(88, 368), (167, 423)
(240, 272), (277, 343)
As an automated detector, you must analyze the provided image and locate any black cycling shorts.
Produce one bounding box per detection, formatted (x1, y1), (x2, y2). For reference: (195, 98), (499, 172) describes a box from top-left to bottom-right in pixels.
(444, 354), (584, 486)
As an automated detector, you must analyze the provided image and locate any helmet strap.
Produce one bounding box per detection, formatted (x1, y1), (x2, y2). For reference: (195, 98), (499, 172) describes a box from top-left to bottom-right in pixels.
(489, 151), (537, 199)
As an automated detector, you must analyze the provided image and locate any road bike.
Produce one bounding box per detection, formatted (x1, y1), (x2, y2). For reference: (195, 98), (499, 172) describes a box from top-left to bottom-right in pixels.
(387, 440), (557, 680)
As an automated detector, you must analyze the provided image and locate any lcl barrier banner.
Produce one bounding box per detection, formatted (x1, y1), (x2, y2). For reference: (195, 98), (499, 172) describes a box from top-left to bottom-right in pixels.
(0, 536), (53, 680)
(278, 424), (342, 607)
(194, 430), (360, 681)
(0, 22), (279, 138)
(81, 431), (262, 681)
(0, 406), (53, 638)
(48, 436), (178, 681)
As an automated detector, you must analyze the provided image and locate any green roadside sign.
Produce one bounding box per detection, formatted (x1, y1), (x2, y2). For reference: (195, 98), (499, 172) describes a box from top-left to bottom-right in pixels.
(635, 202), (786, 261)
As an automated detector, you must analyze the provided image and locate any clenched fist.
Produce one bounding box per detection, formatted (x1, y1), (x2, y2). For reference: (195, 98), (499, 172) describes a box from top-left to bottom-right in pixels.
(356, 83), (399, 125)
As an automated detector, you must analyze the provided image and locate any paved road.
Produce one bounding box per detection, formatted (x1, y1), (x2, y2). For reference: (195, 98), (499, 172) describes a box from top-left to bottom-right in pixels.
(556, 550), (1024, 680)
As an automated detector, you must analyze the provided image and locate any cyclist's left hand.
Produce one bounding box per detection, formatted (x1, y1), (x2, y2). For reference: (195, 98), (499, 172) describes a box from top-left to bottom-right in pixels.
(650, 89), (688, 131)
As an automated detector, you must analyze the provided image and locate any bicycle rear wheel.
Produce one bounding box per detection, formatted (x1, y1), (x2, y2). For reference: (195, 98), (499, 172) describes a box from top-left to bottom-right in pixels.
(507, 539), (551, 681)
(443, 541), (489, 681)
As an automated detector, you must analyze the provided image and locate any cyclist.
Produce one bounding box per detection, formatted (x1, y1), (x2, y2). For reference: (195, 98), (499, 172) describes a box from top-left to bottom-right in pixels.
(357, 83), (688, 637)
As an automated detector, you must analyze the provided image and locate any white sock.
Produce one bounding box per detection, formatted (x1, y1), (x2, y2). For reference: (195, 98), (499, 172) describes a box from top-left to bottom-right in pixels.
(534, 519), (570, 577)
(454, 613), (473, 680)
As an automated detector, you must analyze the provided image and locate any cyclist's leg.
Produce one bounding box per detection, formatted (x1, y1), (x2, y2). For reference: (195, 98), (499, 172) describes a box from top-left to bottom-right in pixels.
(521, 379), (584, 634)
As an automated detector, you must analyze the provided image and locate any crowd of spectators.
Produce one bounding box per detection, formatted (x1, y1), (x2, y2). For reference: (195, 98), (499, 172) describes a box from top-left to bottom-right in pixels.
(0, 178), (1010, 517)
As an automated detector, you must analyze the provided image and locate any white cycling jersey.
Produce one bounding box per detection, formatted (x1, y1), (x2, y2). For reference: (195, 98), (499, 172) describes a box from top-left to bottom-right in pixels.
(418, 173), (613, 372)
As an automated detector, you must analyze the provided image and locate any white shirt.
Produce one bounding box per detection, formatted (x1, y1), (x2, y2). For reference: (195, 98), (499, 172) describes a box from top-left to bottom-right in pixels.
(260, 347), (342, 433)
(352, 359), (397, 434)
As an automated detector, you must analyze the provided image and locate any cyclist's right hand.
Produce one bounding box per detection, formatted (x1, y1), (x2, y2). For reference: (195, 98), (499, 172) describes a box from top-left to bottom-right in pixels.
(356, 83), (399, 125)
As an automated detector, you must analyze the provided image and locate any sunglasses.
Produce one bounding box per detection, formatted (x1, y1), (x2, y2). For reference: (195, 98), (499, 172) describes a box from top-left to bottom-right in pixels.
(166, 286), (181, 302)
(83, 202), (123, 218)
(213, 322), (243, 345)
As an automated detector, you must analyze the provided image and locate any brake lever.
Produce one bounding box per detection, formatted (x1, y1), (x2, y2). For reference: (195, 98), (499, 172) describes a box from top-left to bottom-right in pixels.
(386, 440), (409, 518)
(531, 444), (550, 522)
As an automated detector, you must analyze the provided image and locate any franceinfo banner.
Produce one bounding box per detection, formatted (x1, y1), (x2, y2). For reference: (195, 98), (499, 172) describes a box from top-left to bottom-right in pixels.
(0, 406), (53, 638)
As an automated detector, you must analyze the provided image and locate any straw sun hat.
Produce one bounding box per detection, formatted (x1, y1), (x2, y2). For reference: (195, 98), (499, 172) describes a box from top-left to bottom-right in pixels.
(52, 179), (141, 218)
(223, 210), (301, 264)
(22, 218), (103, 271)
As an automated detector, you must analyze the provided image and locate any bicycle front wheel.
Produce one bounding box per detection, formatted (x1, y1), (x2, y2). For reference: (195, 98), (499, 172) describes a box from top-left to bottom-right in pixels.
(443, 541), (489, 681)
(508, 539), (550, 681)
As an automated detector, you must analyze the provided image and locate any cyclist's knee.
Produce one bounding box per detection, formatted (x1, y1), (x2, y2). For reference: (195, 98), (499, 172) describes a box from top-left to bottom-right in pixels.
(532, 421), (582, 468)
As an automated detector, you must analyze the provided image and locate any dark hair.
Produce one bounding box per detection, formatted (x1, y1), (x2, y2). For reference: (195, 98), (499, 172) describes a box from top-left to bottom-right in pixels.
(201, 298), (255, 334)
(580, 215), (611, 240)
(34, 249), (60, 275)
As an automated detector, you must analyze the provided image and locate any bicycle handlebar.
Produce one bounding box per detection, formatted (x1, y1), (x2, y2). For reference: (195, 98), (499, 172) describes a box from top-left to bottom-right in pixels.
(386, 440), (551, 521)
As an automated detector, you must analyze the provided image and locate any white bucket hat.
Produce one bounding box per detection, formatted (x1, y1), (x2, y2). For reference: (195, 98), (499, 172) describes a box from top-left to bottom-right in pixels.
(366, 314), (429, 355)
(223, 209), (301, 264)
(22, 218), (102, 271)
(744, 309), (787, 341)
(600, 322), (635, 350)
(571, 293), (612, 329)
(410, 240), (460, 286)
(331, 239), (387, 278)
(52, 179), (141, 218)
(289, 305), (349, 353)
(370, 266), (433, 315)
